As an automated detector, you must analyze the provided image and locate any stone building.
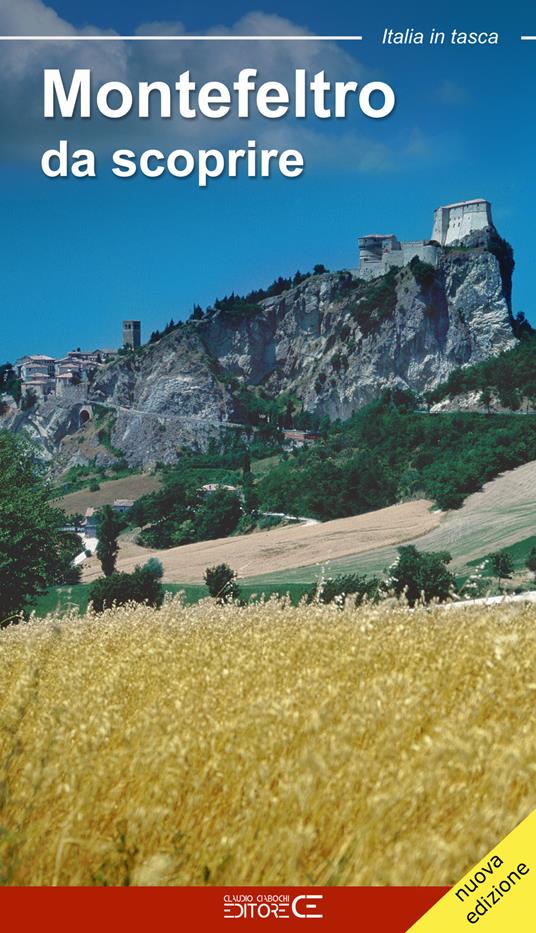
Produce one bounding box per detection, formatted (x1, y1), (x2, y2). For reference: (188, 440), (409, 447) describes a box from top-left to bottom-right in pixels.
(16, 355), (56, 381)
(431, 199), (492, 245)
(358, 199), (493, 280)
(123, 320), (141, 349)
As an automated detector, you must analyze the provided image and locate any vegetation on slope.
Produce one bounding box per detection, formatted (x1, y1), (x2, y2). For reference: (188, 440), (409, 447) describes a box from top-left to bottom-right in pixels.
(257, 391), (536, 515)
(124, 386), (536, 551)
(148, 265), (329, 342)
(427, 332), (536, 409)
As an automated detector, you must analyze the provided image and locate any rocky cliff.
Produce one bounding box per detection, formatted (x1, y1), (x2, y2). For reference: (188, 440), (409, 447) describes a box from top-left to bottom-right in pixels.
(3, 228), (517, 469)
(200, 233), (515, 422)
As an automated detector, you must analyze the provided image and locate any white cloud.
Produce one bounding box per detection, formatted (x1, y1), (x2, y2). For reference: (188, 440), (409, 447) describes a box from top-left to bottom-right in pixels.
(0, 1), (400, 174)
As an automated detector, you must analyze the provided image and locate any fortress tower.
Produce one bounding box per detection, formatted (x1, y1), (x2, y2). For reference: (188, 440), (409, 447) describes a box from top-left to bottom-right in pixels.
(431, 199), (492, 246)
(122, 320), (141, 349)
(357, 199), (493, 279)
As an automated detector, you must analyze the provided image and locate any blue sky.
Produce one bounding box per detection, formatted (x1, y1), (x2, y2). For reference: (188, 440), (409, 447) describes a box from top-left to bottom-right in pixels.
(1, 0), (535, 361)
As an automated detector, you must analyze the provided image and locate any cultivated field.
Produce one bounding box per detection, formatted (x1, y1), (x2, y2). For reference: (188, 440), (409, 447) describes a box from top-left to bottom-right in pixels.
(81, 499), (440, 584)
(1, 598), (535, 885)
(250, 459), (536, 585)
(55, 473), (161, 516)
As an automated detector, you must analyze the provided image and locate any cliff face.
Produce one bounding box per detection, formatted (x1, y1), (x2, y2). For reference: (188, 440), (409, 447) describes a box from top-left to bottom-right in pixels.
(3, 232), (517, 469)
(89, 330), (234, 467)
(200, 238), (515, 421)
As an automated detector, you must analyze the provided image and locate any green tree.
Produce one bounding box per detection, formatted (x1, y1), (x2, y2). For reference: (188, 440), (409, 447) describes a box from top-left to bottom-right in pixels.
(96, 505), (122, 577)
(526, 547), (536, 580)
(488, 550), (514, 590)
(54, 531), (83, 585)
(195, 489), (242, 541)
(389, 545), (455, 606)
(169, 519), (197, 547)
(204, 564), (240, 603)
(0, 432), (74, 622)
(242, 477), (259, 515)
(479, 387), (493, 414)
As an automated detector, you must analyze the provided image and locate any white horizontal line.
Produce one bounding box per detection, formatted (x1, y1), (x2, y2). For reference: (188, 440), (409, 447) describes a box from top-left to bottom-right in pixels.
(521, 36), (536, 40)
(0, 35), (363, 42)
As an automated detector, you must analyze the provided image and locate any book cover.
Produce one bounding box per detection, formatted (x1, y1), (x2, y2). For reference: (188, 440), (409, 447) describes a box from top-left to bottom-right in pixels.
(0, 2), (535, 929)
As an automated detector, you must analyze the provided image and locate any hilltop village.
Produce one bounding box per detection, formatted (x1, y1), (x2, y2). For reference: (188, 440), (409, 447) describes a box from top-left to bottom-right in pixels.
(12, 320), (141, 404)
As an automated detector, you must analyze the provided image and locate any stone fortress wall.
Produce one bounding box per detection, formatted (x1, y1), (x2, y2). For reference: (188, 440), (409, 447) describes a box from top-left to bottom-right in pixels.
(431, 199), (492, 245)
(358, 199), (492, 280)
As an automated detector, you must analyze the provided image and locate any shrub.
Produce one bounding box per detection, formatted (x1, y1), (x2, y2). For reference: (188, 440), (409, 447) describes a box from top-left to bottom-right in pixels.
(21, 389), (38, 411)
(257, 514), (284, 530)
(204, 564), (240, 603)
(89, 561), (164, 612)
(234, 514), (257, 535)
(409, 256), (436, 289)
(308, 572), (379, 605)
(350, 268), (398, 335)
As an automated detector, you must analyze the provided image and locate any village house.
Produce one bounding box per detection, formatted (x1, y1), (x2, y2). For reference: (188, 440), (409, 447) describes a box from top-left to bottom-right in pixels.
(283, 429), (321, 447)
(15, 346), (118, 405)
(112, 499), (134, 513)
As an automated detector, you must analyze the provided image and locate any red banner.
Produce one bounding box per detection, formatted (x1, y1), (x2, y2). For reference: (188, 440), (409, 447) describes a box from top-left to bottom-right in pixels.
(1, 886), (449, 932)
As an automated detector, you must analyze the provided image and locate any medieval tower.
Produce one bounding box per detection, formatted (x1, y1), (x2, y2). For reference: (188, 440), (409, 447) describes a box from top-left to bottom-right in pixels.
(431, 199), (492, 245)
(122, 320), (141, 349)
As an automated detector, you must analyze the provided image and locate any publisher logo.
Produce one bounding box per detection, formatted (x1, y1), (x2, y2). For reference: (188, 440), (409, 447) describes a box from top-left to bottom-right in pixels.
(223, 893), (324, 920)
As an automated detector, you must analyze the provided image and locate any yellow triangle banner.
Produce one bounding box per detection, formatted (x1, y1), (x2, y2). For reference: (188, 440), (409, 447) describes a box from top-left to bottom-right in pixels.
(407, 809), (536, 931)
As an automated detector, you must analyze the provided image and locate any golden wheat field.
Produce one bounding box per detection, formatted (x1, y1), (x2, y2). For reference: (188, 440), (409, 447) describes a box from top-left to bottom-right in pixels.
(1, 596), (535, 887)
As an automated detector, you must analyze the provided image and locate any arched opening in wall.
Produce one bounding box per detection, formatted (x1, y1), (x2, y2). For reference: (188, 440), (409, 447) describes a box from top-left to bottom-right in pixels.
(79, 408), (92, 428)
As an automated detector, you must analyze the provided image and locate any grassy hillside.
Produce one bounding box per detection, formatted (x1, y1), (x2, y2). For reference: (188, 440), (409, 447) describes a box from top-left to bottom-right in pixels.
(81, 499), (438, 585)
(1, 598), (535, 885)
(121, 390), (536, 560)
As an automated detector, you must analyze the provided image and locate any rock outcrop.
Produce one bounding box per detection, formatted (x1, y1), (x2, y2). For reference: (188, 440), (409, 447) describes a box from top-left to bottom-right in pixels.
(200, 240), (515, 422)
(3, 229), (517, 468)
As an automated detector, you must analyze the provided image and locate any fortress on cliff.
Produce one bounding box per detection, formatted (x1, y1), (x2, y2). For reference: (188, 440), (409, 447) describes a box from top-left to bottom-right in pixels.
(358, 199), (492, 279)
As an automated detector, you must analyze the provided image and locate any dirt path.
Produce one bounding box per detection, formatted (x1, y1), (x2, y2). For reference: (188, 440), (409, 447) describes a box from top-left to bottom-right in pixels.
(82, 499), (440, 584)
